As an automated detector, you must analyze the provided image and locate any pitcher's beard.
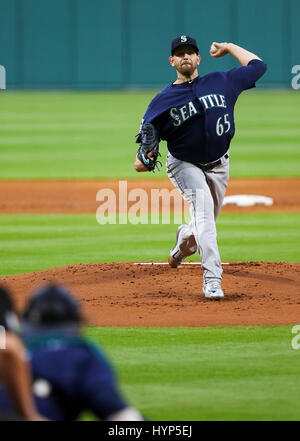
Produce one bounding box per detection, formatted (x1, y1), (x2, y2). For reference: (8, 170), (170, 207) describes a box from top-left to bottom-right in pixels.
(178, 63), (196, 78)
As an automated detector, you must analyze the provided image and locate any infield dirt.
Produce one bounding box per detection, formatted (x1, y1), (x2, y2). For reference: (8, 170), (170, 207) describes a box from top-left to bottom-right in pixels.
(1, 178), (300, 214)
(2, 261), (300, 327)
(1, 177), (299, 327)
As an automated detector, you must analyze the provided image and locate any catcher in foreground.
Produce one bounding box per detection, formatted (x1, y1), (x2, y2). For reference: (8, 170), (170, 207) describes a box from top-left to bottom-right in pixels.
(134, 35), (266, 299)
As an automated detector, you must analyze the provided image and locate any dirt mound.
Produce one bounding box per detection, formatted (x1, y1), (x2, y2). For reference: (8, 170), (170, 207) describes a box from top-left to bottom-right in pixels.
(2, 261), (300, 327)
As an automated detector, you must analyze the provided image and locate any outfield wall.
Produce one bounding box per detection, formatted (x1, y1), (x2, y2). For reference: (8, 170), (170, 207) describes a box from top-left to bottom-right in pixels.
(0, 0), (298, 89)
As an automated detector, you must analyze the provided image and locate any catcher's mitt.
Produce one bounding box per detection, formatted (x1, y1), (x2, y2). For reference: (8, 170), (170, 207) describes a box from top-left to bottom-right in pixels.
(136, 123), (162, 172)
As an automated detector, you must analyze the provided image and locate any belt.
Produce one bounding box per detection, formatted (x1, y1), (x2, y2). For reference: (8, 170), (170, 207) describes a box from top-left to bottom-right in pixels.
(194, 153), (229, 171)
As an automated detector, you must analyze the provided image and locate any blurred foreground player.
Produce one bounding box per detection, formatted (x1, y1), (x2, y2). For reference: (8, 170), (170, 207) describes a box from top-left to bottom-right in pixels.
(0, 286), (45, 421)
(0, 284), (143, 421)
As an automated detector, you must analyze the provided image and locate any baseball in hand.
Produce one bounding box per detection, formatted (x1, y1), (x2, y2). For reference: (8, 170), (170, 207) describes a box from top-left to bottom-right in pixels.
(210, 43), (217, 54)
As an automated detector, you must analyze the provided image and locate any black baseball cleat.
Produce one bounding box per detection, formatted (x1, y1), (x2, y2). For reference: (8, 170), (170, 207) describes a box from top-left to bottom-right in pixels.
(168, 250), (184, 268)
(168, 225), (186, 268)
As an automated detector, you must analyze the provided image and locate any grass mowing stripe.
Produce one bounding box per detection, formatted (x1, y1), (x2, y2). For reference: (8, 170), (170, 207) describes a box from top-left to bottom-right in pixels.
(0, 91), (299, 179)
(0, 213), (299, 276)
(81, 325), (300, 421)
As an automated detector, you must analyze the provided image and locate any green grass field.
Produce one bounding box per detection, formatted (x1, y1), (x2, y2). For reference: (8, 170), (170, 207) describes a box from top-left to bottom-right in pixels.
(1, 90), (300, 421)
(0, 90), (300, 179)
(0, 213), (299, 276)
(82, 326), (300, 421)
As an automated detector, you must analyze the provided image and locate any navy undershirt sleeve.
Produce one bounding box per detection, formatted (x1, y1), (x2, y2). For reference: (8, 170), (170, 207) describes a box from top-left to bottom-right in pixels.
(79, 347), (128, 420)
(226, 59), (267, 97)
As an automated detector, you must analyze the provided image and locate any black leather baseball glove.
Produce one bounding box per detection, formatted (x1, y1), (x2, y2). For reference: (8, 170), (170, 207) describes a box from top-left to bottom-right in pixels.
(136, 123), (162, 172)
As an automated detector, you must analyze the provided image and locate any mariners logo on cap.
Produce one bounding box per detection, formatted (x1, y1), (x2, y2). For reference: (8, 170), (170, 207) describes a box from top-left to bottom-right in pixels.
(180, 35), (187, 43)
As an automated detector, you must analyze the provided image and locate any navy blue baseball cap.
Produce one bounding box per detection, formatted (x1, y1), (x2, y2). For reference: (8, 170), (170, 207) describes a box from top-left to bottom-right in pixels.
(171, 35), (199, 55)
(23, 284), (82, 326)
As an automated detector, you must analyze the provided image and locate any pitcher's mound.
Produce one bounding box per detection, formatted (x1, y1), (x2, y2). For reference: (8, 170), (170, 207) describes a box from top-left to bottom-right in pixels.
(2, 261), (300, 327)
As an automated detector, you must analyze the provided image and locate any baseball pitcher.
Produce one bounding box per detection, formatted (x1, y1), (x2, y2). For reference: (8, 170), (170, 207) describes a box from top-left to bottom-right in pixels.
(134, 36), (267, 299)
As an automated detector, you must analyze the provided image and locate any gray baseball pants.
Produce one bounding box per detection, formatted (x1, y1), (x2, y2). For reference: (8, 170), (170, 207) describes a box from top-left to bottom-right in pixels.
(166, 152), (230, 282)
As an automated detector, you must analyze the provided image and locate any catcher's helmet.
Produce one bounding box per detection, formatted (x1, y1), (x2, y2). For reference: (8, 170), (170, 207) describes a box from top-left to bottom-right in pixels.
(23, 284), (82, 325)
